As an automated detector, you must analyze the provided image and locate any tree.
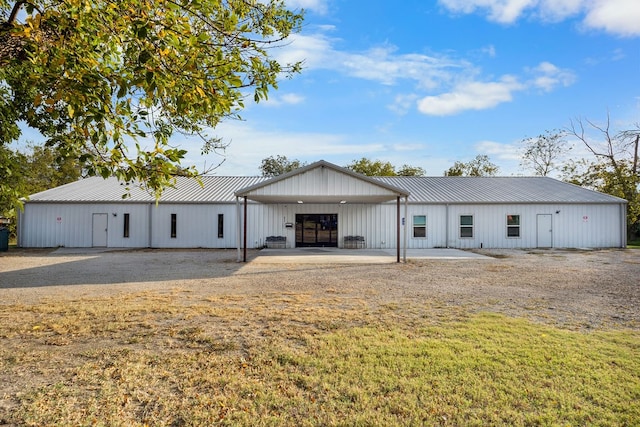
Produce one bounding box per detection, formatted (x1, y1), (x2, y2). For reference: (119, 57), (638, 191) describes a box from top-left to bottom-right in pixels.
(444, 155), (499, 176)
(345, 158), (425, 177)
(259, 155), (305, 177)
(520, 130), (569, 176)
(397, 164), (426, 177)
(0, 143), (81, 237)
(21, 143), (82, 195)
(346, 158), (396, 176)
(0, 0), (303, 208)
(564, 115), (640, 237)
(0, 145), (26, 227)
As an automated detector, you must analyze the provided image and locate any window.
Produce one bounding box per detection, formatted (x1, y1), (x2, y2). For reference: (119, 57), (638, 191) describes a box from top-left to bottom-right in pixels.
(171, 214), (177, 238)
(413, 215), (426, 238)
(460, 215), (473, 238)
(217, 214), (224, 238)
(123, 213), (130, 238)
(507, 214), (520, 238)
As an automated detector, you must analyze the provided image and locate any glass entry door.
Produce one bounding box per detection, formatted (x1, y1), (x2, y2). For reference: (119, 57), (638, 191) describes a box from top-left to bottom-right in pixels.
(295, 214), (338, 247)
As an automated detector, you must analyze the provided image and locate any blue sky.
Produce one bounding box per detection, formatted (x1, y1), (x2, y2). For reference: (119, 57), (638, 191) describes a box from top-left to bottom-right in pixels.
(13, 0), (639, 177)
(191, 0), (638, 177)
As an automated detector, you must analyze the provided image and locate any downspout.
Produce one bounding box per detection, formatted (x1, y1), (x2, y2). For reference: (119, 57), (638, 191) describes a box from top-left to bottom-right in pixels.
(445, 204), (450, 248)
(396, 196), (400, 263)
(148, 203), (153, 248)
(621, 203), (628, 248)
(243, 196), (248, 262)
(236, 196), (241, 262)
(16, 204), (23, 247)
(403, 195), (408, 263)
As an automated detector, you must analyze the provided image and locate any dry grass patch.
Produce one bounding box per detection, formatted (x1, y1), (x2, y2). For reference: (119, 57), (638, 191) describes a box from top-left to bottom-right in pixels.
(1, 290), (638, 426)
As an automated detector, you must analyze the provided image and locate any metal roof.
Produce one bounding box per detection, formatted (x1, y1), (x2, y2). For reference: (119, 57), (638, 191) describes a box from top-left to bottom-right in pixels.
(27, 176), (267, 203)
(235, 160), (409, 200)
(374, 176), (627, 204)
(235, 160), (409, 203)
(26, 174), (626, 205)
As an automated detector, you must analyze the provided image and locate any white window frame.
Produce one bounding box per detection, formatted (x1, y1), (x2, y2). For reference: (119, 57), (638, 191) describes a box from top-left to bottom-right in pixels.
(460, 215), (474, 238)
(507, 214), (521, 238)
(413, 215), (426, 238)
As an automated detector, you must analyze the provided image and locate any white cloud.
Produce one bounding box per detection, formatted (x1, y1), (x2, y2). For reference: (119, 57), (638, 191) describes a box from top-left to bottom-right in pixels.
(275, 32), (335, 69)
(438, 0), (536, 23)
(338, 46), (466, 89)
(417, 76), (524, 116)
(414, 61), (574, 116)
(179, 121), (389, 175)
(281, 93), (305, 104)
(583, 0), (640, 37)
(482, 45), (497, 58)
(475, 140), (521, 161)
(536, 0), (583, 21)
(472, 140), (525, 175)
(278, 25), (575, 118)
(529, 61), (576, 91)
(438, 0), (640, 37)
(388, 93), (420, 115)
(278, 32), (469, 89)
(285, 0), (329, 14)
(263, 93), (306, 107)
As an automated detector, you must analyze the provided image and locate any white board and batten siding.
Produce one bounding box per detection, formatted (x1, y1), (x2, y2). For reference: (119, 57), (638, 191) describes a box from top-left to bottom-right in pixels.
(442, 203), (625, 249)
(246, 202), (625, 249)
(19, 202), (238, 249)
(247, 203), (402, 249)
(247, 166), (401, 201)
(19, 203), (150, 248)
(149, 204), (237, 248)
(18, 160), (628, 249)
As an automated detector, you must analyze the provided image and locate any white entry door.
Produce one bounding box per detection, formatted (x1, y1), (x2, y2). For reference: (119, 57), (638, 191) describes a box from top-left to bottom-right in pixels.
(92, 213), (108, 247)
(536, 214), (553, 248)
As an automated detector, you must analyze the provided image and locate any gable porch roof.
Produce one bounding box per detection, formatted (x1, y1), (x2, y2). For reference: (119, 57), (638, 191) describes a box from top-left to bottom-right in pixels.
(234, 160), (409, 204)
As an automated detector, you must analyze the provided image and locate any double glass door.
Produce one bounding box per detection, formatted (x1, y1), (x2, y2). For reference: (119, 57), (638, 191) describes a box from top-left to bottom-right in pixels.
(295, 214), (338, 247)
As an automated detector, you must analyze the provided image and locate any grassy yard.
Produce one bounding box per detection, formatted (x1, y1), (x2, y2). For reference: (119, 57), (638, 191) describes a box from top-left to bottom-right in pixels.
(628, 239), (640, 249)
(1, 291), (638, 426)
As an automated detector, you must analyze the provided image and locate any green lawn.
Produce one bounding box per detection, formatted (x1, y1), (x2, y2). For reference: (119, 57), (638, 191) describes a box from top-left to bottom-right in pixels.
(2, 293), (638, 426)
(628, 240), (640, 249)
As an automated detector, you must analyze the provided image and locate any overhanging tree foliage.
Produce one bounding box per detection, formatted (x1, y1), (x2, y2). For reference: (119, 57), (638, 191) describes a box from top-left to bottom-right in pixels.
(0, 0), (303, 205)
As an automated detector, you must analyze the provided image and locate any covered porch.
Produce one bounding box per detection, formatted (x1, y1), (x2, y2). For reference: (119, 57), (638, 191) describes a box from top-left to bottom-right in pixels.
(234, 161), (410, 262)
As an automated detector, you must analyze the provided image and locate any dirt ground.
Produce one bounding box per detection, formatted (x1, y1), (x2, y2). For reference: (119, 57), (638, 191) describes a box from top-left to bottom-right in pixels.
(1, 247), (639, 330)
(0, 247), (639, 424)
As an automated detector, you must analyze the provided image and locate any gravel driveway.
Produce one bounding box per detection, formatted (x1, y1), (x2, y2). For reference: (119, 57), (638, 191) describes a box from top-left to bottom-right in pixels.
(1, 248), (638, 329)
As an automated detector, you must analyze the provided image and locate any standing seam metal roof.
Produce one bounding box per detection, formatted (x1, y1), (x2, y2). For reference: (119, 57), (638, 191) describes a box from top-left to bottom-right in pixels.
(373, 176), (627, 204)
(26, 176), (267, 203)
(26, 175), (626, 204)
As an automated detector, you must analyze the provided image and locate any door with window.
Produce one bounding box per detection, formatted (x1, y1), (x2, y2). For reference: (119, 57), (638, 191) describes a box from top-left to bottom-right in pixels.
(295, 214), (338, 247)
(92, 213), (108, 247)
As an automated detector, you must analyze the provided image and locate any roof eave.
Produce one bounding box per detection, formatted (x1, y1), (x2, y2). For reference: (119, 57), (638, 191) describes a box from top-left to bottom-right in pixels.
(234, 160), (410, 198)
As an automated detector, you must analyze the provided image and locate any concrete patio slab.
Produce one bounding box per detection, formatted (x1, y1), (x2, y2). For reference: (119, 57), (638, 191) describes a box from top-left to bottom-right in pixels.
(251, 247), (491, 264)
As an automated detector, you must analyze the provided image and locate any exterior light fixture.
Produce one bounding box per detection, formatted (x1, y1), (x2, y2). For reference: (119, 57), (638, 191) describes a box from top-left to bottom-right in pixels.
(297, 200), (303, 204)
(339, 200), (347, 204)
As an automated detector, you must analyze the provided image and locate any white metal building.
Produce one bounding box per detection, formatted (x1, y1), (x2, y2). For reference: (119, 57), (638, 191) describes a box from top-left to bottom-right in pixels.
(18, 160), (627, 254)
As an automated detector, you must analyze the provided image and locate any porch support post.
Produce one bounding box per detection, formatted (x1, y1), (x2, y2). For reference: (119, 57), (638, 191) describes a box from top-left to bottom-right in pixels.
(243, 196), (248, 262)
(403, 196), (408, 263)
(396, 196), (401, 263)
(236, 196), (241, 262)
